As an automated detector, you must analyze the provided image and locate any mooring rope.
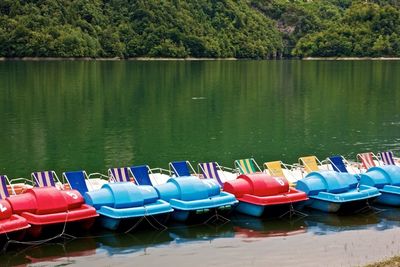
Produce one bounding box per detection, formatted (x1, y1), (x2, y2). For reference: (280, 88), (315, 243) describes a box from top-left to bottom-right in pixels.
(202, 208), (230, 225)
(1, 210), (76, 253)
(124, 206), (168, 233)
(279, 202), (308, 220)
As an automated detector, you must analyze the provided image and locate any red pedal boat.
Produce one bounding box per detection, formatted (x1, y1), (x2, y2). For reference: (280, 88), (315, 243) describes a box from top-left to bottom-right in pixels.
(0, 199), (30, 242)
(7, 187), (98, 237)
(223, 173), (308, 217)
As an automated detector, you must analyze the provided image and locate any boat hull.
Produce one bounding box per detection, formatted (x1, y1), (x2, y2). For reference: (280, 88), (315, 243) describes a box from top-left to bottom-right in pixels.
(235, 201), (304, 217)
(305, 196), (378, 213)
(98, 212), (171, 231)
(171, 204), (234, 222)
(375, 191), (400, 206)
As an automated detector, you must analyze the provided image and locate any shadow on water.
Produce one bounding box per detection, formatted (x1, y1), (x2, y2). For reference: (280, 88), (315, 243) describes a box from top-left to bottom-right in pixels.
(231, 214), (308, 238)
(168, 221), (235, 243)
(0, 236), (98, 266)
(0, 207), (400, 265)
(304, 206), (400, 235)
(96, 229), (173, 256)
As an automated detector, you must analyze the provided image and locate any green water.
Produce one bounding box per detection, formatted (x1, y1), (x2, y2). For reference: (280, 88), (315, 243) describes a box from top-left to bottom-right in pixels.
(0, 60), (399, 178)
(1, 60), (400, 266)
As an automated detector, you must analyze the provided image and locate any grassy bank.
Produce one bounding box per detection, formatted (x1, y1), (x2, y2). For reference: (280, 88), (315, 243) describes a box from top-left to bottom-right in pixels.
(366, 256), (400, 267)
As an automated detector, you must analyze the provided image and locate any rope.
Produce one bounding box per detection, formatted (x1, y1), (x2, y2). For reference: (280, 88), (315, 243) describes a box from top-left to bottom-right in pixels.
(202, 208), (230, 225)
(355, 199), (384, 215)
(124, 206), (168, 233)
(279, 202), (308, 220)
(2, 210), (76, 253)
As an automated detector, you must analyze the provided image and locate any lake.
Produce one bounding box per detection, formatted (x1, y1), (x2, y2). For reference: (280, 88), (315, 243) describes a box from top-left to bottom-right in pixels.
(0, 60), (399, 266)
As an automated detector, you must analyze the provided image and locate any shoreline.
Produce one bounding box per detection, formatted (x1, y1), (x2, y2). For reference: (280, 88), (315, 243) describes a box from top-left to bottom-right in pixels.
(365, 255), (400, 266)
(303, 57), (400, 60)
(1, 56), (400, 61)
(0, 57), (238, 61)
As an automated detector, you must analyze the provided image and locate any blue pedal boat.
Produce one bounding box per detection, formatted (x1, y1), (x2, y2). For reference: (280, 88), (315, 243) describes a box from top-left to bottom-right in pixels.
(84, 182), (173, 230)
(153, 176), (238, 222)
(296, 171), (380, 213)
(359, 165), (400, 206)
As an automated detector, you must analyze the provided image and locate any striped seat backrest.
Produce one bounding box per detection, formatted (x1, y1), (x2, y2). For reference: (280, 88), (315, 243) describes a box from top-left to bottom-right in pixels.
(236, 159), (256, 174)
(32, 171), (56, 187)
(199, 162), (223, 185)
(299, 156), (319, 173)
(109, 167), (132, 182)
(199, 162), (219, 179)
(264, 161), (285, 177)
(358, 153), (376, 169)
(380, 151), (395, 165)
(0, 175), (10, 199)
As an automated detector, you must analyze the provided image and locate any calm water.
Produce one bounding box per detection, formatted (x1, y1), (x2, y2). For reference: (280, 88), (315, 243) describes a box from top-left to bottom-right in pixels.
(0, 60), (400, 266)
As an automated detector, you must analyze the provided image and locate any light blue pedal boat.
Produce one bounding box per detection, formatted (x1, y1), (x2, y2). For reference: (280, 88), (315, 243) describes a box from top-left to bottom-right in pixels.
(359, 165), (400, 206)
(131, 164), (238, 222)
(154, 176), (238, 222)
(65, 168), (173, 230)
(296, 171), (380, 213)
(84, 182), (173, 230)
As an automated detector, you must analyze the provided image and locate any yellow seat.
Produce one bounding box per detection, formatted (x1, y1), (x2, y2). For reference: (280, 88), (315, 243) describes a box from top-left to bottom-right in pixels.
(264, 161), (285, 177)
(299, 156), (320, 173)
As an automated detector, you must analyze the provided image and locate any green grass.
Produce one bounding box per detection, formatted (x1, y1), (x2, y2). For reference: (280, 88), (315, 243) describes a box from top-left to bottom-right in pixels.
(366, 256), (400, 267)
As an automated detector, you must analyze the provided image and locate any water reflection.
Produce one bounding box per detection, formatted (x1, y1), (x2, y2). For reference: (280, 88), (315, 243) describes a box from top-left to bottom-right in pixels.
(0, 61), (400, 177)
(168, 222), (235, 244)
(96, 230), (172, 256)
(0, 237), (97, 266)
(232, 215), (307, 238)
(1, 207), (400, 265)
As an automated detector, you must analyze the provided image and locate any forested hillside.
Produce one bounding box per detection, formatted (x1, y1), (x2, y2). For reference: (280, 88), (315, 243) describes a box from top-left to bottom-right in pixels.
(1, 0), (399, 58)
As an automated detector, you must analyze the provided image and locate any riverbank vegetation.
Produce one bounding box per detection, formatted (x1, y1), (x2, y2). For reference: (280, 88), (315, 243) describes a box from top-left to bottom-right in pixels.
(366, 255), (400, 267)
(1, 0), (400, 58)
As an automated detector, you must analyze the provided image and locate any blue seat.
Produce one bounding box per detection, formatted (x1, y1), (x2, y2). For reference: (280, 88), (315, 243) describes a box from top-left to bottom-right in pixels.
(169, 161), (195, 177)
(63, 171), (90, 196)
(130, 165), (153, 186)
(0, 175), (10, 199)
(328, 156), (348, 173)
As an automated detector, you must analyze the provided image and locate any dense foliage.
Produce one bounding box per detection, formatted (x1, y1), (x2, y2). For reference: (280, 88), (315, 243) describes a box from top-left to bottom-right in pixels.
(1, 0), (400, 58)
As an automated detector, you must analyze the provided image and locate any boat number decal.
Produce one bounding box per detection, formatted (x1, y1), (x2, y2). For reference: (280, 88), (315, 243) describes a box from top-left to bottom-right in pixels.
(273, 177), (285, 186)
(66, 192), (78, 200)
(0, 203), (7, 213)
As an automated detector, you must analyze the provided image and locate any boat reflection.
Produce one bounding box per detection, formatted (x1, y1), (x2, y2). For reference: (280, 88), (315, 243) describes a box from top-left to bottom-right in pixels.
(231, 214), (307, 238)
(374, 206), (400, 231)
(304, 209), (381, 234)
(168, 221), (235, 243)
(96, 229), (173, 255)
(0, 237), (97, 266)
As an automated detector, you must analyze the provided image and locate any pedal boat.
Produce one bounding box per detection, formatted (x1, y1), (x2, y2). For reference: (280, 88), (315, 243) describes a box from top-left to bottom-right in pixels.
(296, 171), (380, 213)
(223, 173), (308, 217)
(359, 165), (400, 206)
(84, 182), (173, 230)
(6, 187), (98, 237)
(154, 176), (238, 222)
